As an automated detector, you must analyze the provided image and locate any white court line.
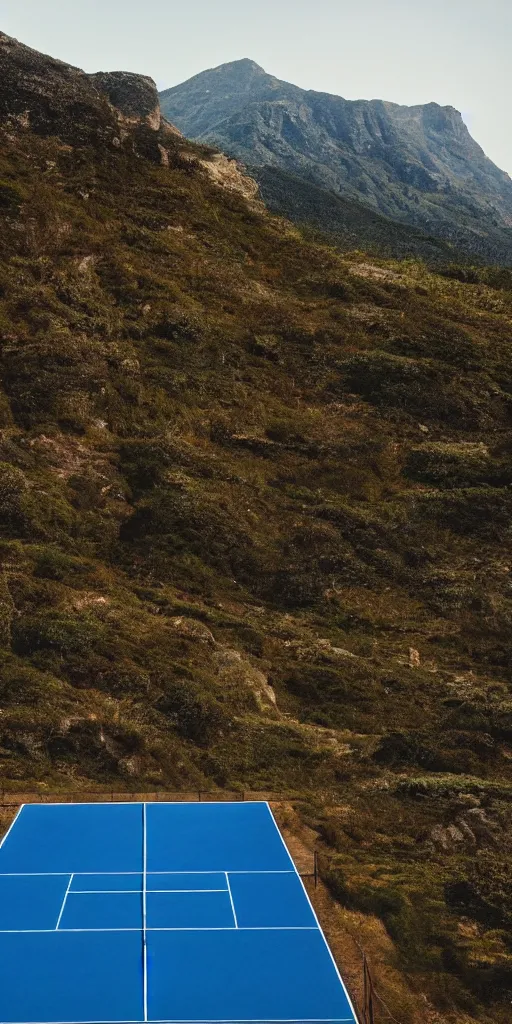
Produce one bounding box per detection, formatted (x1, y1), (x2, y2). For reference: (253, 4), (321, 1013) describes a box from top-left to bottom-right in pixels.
(71, 889), (228, 894)
(22, 800), (265, 807)
(0, 870), (295, 877)
(55, 874), (73, 930)
(224, 872), (238, 929)
(0, 928), (144, 933)
(148, 801), (268, 806)
(0, 872), (140, 877)
(141, 870), (296, 877)
(142, 801), (148, 1024)
(71, 890), (144, 895)
(0, 925), (318, 933)
(20, 802), (146, 807)
(149, 884), (227, 892)
(0, 872), (71, 877)
(12, 1019), (354, 1024)
(147, 926), (316, 932)
(0, 803), (25, 849)
(264, 804), (359, 1024)
(11, 1018), (355, 1023)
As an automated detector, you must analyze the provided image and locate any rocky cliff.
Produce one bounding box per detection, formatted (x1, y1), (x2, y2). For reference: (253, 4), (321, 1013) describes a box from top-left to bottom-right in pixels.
(0, 30), (174, 156)
(160, 59), (512, 264)
(0, 32), (260, 202)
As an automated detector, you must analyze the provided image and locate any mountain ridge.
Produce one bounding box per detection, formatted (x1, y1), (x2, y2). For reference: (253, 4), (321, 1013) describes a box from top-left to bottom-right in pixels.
(160, 59), (512, 264)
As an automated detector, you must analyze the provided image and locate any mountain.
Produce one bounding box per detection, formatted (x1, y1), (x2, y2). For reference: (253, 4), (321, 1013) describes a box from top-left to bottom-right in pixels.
(252, 163), (456, 263)
(160, 59), (512, 264)
(1, 31), (512, 1023)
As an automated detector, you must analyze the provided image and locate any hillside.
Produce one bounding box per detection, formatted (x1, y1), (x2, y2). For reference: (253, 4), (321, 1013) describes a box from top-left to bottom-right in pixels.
(160, 59), (512, 265)
(0, 30), (512, 1023)
(253, 164), (457, 263)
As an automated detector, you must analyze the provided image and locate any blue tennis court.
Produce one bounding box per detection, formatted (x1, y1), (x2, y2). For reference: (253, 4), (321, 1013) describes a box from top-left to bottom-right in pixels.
(0, 801), (358, 1024)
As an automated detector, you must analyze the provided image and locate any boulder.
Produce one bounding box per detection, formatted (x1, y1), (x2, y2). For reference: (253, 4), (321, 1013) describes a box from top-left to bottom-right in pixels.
(214, 648), (278, 710)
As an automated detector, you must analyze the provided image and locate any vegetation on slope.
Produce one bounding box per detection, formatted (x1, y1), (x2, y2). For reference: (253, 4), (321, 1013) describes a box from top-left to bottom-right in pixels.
(0, 46), (512, 1022)
(252, 164), (460, 266)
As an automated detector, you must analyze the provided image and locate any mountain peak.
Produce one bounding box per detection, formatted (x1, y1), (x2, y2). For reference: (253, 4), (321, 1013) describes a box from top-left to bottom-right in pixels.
(160, 62), (512, 262)
(226, 58), (265, 71)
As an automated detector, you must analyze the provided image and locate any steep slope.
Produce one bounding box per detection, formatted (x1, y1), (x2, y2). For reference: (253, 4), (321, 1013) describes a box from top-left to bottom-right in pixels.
(253, 164), (456, 263)
(160, 59), (512, 264)
(1, 32), (512, 1023)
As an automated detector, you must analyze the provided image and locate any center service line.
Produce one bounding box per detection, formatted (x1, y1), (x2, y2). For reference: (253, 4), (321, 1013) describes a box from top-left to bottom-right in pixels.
(143, 802), (148, 1023)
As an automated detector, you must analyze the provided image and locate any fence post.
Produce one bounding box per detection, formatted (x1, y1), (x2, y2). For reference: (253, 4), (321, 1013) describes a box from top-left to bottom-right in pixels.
(362, 955), (375, 1024)
(363, 955), (368, 1024)
(198, 791), (202, 802)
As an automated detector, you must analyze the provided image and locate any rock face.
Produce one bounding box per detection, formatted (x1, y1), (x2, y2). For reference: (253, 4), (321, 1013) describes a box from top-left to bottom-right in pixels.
(0, 32), (259, 197)
(198, 151), (260, 203)
(0, 31), (120, 146)
(160, 59), (512, 264)
(430, 805), (501, 853)
(0, 32), (171, 161)
(89, 71), (162, 130)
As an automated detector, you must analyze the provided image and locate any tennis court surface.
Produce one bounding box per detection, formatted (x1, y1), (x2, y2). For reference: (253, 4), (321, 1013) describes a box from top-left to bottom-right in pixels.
(0, 801), (358, 1024)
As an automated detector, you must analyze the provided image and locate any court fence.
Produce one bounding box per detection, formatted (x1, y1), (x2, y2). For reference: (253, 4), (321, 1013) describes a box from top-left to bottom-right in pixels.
(312, 850), (402, 1024)
(0, 788), (286, 805)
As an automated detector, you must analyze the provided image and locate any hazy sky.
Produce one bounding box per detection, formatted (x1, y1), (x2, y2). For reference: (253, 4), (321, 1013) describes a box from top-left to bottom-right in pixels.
(2, 0), (511, 174)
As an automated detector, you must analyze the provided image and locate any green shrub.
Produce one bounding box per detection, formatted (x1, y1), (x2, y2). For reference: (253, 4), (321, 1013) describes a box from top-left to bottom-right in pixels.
(0, 390), (13, 427)
(0, 659), (64, 705)
(156, 679), (228, 745)
(12, 612), (106, 658)
(372, 731), (482, 773)
(415, 487), (512, 541)
(0, 462), (29, 535)
(2, 333), (108, 427)
(404, 442), (504, 488)
(120, 487), (256, 577)
(0, 180), (25, 213)
(340, 350), (490, 425)
(386, 318), (482, 370)
(33, 546), (89, 582)
(283, 663), (372, 723)
(118, 439), (174, 494)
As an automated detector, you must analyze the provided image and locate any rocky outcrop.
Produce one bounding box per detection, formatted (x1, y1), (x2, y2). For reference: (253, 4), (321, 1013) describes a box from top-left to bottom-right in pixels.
(198, 151), (260, 203)
(160, 59), (512, 264)
(0, 31), (176, 164)
(213, 648), (278, 712)
(0, 31), (119, 146)
(89, 71), (162, 130)
(0, 32), (258, 194)
(430, 804), (501, 853)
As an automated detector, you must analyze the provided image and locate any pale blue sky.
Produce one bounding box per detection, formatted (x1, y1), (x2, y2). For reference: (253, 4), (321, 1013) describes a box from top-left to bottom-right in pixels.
(2, 0), (511, 174)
